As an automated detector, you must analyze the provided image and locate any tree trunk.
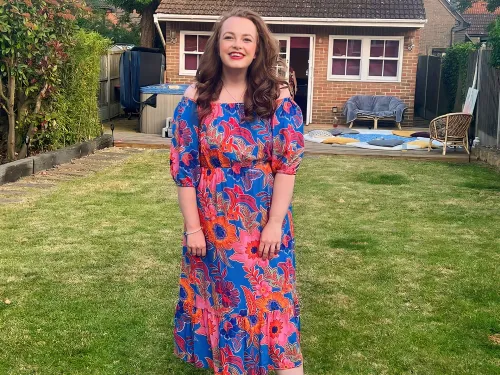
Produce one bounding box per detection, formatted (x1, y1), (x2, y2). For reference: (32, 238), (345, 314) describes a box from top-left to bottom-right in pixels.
(7, 74), (16, 161)
(139, 1), (158, 48)
(17, 84), (48, 160)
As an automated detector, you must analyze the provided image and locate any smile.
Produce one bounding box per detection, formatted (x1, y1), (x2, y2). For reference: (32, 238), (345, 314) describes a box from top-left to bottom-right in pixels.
(229, 52), (245, 59)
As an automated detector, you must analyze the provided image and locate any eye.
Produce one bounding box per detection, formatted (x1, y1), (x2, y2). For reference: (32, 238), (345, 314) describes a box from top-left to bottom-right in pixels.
(224, 36), (233, 40)
(244, 38), (252, 42)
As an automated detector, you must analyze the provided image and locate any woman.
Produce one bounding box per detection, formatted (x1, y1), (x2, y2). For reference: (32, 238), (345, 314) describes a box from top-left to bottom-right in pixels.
(170, 8), (305, 375)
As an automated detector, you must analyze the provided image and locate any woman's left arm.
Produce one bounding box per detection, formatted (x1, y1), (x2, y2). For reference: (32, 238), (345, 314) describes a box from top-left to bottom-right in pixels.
(258, 92), (304, 260)
(258, 174), (296, 260)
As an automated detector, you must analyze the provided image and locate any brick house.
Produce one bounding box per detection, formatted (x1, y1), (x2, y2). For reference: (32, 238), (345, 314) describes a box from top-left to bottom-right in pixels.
(461, 1), (500, 43)
(419, 0), (469, 55)
(154, 0), (427, 126)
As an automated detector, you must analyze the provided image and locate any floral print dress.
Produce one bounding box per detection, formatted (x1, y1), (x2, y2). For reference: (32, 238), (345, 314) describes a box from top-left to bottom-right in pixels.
(170, 96), (304, 375)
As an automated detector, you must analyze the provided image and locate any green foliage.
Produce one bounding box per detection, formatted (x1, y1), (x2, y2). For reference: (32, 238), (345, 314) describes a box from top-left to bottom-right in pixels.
(488, 17), (500, 68)
(486, 0), (500, 12)
(0, 0), (90, 159)
(78, 8), (139, 45)
(442, 42), (479, 111)
(31, 30), (111, 151)
(0, 0), (88, 100)
(105, 0), (157, 14)
(451, 0), (473, 11)
(451, 0), (500, 12)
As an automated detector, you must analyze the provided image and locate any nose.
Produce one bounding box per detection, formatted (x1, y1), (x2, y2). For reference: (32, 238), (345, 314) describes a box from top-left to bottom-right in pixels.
(232, 37), (243, 50)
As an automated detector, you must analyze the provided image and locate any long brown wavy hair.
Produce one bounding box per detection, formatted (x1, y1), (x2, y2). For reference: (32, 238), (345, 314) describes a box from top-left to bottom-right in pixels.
(195, 8), (288, 122)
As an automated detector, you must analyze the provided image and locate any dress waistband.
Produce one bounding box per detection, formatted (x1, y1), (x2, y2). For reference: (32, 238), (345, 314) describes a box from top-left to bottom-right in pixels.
(200, 159), (271, 170)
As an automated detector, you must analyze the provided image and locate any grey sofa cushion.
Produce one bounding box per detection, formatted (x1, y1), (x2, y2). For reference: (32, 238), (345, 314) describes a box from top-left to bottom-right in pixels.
(340, 129), (360, 135)
(367, 139), (405, 147)
(328, 128), (344, 136)
(343, 95), (408, 124)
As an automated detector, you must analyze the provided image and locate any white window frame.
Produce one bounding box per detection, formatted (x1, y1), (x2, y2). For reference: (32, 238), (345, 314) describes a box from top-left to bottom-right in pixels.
(179, 31), (213, 76)
(327, 35), (404, 83)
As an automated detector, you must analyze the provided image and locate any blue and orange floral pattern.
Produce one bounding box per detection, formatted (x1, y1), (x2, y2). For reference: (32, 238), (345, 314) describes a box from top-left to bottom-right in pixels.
(170, 96), (304, 375)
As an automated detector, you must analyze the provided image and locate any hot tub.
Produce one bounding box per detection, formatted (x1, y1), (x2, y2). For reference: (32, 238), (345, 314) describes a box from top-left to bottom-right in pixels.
(139, 84), (190, 135)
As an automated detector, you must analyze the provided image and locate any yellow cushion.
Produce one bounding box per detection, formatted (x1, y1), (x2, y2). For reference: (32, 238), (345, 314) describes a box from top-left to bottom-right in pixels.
(392, 130), (415, 137)
(408, 140), (436, 149)
(322, 137), (359, 144)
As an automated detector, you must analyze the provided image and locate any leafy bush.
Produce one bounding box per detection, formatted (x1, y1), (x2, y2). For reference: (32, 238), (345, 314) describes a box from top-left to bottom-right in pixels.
(31, 30), (111, 151)
(442, 42), (478, 111)
(488, 17), (500, 69)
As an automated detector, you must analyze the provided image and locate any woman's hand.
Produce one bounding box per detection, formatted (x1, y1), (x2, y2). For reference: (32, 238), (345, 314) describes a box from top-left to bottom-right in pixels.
(258, 221), (282, 260)
(186, 231), (207, 257)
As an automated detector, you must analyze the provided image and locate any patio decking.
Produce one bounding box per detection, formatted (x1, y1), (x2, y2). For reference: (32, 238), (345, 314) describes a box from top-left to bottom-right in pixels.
(102, 116), (470, 163)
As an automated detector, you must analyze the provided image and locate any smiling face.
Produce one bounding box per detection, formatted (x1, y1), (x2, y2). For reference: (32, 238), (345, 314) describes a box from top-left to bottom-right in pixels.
(218, 16), (258, 71)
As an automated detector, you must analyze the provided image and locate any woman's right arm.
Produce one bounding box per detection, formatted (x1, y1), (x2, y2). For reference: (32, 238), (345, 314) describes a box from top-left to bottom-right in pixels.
(177, 187), (206, 256)
(170, 86), (206, 256)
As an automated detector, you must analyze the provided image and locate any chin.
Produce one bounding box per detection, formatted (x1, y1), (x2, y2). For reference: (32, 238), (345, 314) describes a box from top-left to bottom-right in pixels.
(223, 59), (252, 70)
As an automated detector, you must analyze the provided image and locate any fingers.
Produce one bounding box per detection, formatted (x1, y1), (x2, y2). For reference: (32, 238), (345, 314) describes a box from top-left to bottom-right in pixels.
(258, 242), (265, 258)
(274, 243), (280, 255)
(259, 241), (280, 260)
(186, 243), (205, 257)
(188, 246), (206, 257)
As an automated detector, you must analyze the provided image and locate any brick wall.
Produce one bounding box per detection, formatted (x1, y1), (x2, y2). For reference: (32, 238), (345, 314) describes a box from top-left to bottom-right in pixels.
(311, 27), (420, 126)
(419, 0), (457, 54)
(164, 22), (421, 126)
(165, 22), (213, 85)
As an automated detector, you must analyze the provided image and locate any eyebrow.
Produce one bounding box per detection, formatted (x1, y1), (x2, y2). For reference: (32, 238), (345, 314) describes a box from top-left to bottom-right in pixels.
(222, 32), (254, 38)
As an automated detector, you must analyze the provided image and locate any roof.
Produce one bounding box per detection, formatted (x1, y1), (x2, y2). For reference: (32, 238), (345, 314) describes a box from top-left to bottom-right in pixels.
(463, 13), (497, 35)
(156, 0), (426, 20)
(462, 1), (500, 36)
(463, 1), (500, 15)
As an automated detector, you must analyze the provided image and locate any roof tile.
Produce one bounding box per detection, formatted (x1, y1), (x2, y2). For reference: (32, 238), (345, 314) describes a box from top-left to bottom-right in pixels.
(156, 0), (426, 20)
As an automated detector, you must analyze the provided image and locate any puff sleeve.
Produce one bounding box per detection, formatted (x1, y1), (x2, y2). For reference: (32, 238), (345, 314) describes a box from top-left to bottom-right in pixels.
(170, 97), (201, 188)
(271, 98), (305, 175)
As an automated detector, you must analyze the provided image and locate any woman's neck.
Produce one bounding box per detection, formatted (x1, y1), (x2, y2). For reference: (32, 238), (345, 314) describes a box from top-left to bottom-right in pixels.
(221, 67), (247, 88)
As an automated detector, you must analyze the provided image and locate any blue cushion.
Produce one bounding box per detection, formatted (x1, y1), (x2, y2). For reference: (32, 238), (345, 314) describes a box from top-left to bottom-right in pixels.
(367, 139), (405, 147)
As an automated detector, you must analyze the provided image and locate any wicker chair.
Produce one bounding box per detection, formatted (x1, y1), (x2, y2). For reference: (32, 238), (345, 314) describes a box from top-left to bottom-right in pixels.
(428, 113), (473, 155)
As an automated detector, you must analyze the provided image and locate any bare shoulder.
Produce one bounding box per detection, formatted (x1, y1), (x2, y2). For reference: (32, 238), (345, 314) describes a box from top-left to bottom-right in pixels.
(184, 83), (198, 100)
(278, 85), (291, 100)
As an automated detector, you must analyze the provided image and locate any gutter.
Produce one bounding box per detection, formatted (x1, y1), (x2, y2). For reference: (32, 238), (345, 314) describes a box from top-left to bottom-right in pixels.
(154, 15), (166, 48)
(154, 13), (427, 28)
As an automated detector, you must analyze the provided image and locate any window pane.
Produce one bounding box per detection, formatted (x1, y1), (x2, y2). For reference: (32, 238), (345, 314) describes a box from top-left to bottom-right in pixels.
(332, 59), (346, 75)
(185, 54), (198, 70)
(198, 35), (209, 52)
(370, 40), (384, 57)
(347, 40), (361, 57)
(383, 60), (398, 77)
(185, 35), (197, 52)
(346, 59), (360, 75)
(369, 60), (383, 76)
(333, 39), (347, 57)
(385, 40), (399, 58)
(279, 40), (287, 54)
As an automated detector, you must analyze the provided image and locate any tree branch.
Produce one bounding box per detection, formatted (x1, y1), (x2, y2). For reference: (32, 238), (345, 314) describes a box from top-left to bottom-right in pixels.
(0, 76), (8, 104)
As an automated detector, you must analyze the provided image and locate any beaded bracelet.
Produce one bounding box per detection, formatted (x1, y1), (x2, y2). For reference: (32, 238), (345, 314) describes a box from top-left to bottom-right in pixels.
(184, 227), (202, 236)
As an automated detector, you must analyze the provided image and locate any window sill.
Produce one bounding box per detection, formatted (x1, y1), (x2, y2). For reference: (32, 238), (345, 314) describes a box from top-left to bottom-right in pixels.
(179, 71), (197, 77)
(327, 77), (401, 83)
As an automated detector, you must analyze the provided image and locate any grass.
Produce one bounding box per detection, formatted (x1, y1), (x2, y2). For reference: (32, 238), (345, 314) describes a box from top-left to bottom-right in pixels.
(0, 151), (499, 374)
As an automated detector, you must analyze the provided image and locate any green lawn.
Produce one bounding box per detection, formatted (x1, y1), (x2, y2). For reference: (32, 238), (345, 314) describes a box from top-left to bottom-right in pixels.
(1, 151), (499, 374)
